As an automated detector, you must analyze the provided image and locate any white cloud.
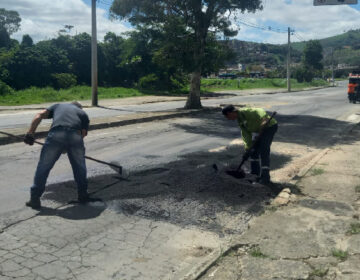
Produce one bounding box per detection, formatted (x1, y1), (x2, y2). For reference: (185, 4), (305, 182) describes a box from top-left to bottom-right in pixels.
(2, 0), (359, 44)
(1, 0), (131, 42)
(234, 0), (360, 44)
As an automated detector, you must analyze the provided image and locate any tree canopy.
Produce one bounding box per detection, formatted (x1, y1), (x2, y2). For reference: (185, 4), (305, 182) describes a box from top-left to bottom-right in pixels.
(110, 0), (263, 108)
(303, 40), (323, 71)
(0, 8), (21, 36)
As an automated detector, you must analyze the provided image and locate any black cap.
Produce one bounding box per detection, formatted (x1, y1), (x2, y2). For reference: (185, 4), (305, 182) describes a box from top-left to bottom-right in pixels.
(222, 105), (236, 115)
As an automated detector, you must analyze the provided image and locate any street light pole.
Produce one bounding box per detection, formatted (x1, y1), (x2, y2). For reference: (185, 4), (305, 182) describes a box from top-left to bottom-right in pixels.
(91, 0), (98, 106)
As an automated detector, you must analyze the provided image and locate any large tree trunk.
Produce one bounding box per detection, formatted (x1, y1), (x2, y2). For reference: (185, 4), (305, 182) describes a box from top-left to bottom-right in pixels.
(185, 71), (202, 109)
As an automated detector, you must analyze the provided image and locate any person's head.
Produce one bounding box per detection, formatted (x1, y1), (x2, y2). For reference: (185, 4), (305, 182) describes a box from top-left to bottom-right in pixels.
(71, 101), (83, 109)
(222, 105), (238, 120)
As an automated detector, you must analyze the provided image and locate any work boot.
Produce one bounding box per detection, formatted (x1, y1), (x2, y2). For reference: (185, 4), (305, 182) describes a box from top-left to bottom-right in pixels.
(25, 197), (41, 210)
(257, 177), (271, 185)
(78, 194), (102, 204)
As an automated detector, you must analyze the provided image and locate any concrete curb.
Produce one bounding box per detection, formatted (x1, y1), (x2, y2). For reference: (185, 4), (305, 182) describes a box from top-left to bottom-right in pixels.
(0, 108), (220, 146)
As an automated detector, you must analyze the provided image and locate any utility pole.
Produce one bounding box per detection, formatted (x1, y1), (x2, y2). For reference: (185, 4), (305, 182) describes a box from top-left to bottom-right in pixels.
(331, 47), (335, 87)
(287, 27), (291, 92)
(91, 0), (98, 106)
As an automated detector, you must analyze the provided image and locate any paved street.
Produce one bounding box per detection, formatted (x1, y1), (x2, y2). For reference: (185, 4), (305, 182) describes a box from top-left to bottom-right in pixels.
(1, 82), (360, 279)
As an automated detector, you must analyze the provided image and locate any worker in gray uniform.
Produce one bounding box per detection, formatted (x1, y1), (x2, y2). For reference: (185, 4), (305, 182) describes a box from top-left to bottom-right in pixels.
(24, 101), (94, 209)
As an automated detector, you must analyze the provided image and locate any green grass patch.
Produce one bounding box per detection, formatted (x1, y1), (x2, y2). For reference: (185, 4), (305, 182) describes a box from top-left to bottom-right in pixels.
(309, 268), (328, 278)
(200, 78), (329, 92)
(310, 168), (325, 176)
(355, 185), (360, 193)
(0, 78), (329, 106)
(331, 249), (348, 261)
(265, 205), (278, 212)
(0, 86), (183, 106)
(249, 247), (268, 258)
(347, 223), (360, 235)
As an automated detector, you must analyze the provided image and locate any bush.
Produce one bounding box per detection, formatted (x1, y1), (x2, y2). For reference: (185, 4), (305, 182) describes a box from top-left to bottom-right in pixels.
(0, 80), (14, 96)
(294, 67), (314, 83)
(138, 74), (159, 90)
(52, 73), (77, 89)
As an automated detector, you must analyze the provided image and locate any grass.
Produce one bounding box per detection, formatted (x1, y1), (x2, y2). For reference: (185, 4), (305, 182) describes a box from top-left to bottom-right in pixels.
(310, 168), (325, 176)
(0, 86), (172, 106)
(355, 185), (360, 193)
(309, 268), (328, 278)
(331, 249), (348, 261)
(347, 223), (360, 235)
(200, 78), (329, 92)
(0, 78), (329, 106)
(249, 247), (268, 258)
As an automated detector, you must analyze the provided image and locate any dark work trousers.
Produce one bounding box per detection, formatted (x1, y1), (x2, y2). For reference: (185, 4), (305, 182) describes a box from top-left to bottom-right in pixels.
(250, 124), (278, 180)
(30, 127), (88, 199)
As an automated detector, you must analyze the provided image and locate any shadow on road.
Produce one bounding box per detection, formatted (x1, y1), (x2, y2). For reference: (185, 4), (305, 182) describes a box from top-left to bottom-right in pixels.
(41, 144), (294, 235)
(37, 203), (105, 220)
(172, 110), (355, 149)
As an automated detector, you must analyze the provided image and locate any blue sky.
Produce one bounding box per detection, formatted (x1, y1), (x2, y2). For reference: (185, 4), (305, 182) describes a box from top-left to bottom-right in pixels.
(2, 0), (360, 44)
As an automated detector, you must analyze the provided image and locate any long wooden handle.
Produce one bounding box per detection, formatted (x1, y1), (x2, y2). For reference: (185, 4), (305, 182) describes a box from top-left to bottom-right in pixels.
(0, 130), (123, 171)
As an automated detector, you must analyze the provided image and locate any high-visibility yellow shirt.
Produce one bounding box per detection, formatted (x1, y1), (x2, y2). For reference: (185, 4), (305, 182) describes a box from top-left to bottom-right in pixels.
(237, 108), (277, 150)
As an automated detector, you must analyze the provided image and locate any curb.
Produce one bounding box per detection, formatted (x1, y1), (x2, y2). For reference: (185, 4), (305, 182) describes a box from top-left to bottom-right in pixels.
(0, 108), (220, 146)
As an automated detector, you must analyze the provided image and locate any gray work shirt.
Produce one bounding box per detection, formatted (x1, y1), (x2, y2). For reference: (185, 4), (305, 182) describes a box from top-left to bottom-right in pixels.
(47, 103), (89, 131)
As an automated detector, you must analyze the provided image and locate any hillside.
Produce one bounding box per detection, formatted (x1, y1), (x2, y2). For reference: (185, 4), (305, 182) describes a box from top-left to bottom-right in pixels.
(291, 29), (360, 51)
(226, 29), (360, 69)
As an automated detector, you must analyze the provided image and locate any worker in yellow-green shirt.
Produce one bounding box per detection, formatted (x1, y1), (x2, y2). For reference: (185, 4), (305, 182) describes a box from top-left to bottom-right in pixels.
(222, 105), (278, 184)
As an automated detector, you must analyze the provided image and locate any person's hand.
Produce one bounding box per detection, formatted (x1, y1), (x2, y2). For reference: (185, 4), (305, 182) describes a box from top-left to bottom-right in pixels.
(24, 133), (35, 145)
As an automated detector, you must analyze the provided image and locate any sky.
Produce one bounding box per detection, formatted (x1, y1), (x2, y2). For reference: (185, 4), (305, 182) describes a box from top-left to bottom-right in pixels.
(1, 0), (360, 45)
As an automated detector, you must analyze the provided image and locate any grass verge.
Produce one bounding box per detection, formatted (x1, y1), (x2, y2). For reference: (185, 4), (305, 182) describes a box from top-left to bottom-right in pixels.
(0, 86), (184, 106)
(0, 78), (329, 106)
(200, 78), (329, 92)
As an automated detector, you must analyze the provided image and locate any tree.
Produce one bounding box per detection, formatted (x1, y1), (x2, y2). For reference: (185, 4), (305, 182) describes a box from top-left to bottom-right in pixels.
(303, 40), (323, 71)
(0, 27), (11, 48)
(0, 8), (21, 36)
(110, 0), (263, 108)
(21, 34), (33, 48)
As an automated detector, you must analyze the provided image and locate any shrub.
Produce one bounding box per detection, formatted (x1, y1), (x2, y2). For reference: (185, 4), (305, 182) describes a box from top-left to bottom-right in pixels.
(294, 67), (314, 83)
(0, 80), (14, 96)
(138, 74), (159, 90)
(52, 73), (77, 89)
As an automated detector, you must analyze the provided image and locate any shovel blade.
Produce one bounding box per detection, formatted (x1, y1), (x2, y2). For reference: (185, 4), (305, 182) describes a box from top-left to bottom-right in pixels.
(226, 169), (246, 179)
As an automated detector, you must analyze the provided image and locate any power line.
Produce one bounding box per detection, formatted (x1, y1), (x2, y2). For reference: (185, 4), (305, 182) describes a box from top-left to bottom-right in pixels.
(236, 17), (290, 34)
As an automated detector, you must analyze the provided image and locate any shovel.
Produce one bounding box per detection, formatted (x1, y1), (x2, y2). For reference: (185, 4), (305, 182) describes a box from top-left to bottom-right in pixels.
(226, 111), (277, 179)
(0, 130), (127, 177)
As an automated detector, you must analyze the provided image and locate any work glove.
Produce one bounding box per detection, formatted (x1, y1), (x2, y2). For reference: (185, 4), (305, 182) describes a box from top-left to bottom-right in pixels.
(24, 133), (35, 145)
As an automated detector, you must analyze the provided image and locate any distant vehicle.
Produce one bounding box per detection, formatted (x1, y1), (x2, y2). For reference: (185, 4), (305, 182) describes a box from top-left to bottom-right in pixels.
(347, 73), (360, 103)
(218, 73), (237, 79)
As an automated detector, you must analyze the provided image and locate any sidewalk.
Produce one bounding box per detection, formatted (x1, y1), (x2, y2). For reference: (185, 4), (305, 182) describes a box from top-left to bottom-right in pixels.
(197, 125), (360, 280)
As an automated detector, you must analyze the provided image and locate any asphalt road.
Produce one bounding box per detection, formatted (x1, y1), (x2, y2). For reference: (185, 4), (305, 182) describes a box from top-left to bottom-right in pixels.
(2, 81), (360, 279)
(0, 82), (358, 216)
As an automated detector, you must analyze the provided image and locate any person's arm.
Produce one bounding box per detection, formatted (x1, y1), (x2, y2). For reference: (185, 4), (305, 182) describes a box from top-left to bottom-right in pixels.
(241, 127), (252, 150)
(80, 112), (89, 139)
(81, 129), (88, 138)
(24, 109), (50, 145)
(27, 109), (49, 134)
